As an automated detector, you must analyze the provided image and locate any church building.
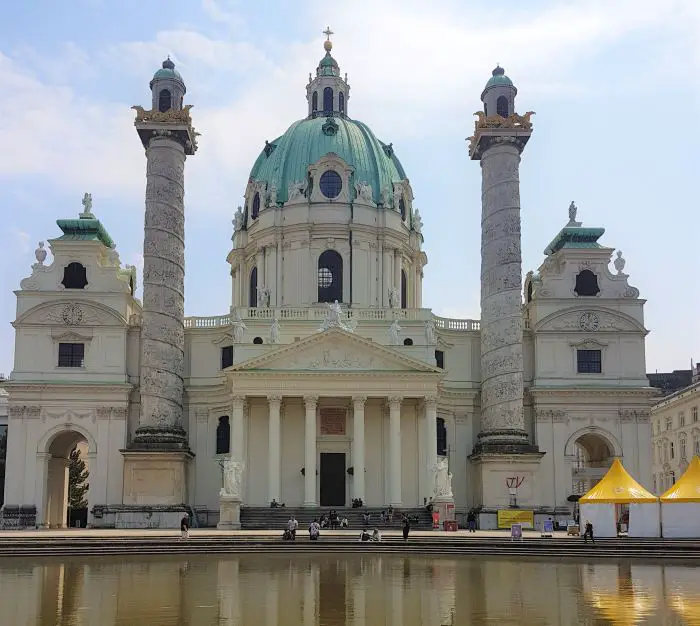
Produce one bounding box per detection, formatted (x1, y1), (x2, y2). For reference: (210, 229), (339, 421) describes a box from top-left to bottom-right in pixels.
(0, 34), (655, 529)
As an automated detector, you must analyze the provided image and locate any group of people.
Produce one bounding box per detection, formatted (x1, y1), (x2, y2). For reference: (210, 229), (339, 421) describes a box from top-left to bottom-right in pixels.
(280, 512), (413, 541)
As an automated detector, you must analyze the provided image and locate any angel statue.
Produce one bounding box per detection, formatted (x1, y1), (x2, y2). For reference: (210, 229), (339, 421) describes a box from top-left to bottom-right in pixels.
(432, 457), (453, 499)
(388, 319), (402, 345)
(568, 201), (578, 224)
(80, 192), (94, 218)
(220, 457), (245, 499)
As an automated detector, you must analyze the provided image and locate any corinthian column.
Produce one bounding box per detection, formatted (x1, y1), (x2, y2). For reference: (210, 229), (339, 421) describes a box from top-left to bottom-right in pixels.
(303, 395), (318, 507)
(388, 396), (402, 506)
(352, 396), (366, 503)
(471, 119), (538, 454)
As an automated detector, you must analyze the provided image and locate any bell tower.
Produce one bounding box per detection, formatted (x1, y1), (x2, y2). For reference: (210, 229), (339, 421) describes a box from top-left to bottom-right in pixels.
(122, 57), (199, 517)
(306, 27), (350, 118)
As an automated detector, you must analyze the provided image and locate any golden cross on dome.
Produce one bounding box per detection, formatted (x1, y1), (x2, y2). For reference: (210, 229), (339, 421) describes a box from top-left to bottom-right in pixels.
(323, 26), (334, 40)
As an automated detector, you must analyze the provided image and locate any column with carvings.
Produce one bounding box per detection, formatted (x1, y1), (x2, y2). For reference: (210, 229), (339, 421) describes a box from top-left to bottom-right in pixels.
(130, 60), (198, 451)
(388, 396), (403, 506)
(469, 67), (538, 454)
(382, 246), (392, 307)
(352, 396), (366, 503)
(303, 395), (318, 507)
(267, 395), (282, 504)
(424, 396), (438, 499)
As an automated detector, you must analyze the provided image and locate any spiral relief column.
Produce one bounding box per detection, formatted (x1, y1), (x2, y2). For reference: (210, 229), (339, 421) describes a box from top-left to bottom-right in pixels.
(122, 59), (198, 512)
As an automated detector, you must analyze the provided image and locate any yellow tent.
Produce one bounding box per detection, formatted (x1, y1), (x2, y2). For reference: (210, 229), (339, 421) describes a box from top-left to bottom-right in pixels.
(660, 456), (700, 502)
(579, 459), (657, 503)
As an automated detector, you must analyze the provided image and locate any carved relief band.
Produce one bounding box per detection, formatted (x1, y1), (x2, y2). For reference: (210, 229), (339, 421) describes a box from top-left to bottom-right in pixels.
(320, 408), (346, 436)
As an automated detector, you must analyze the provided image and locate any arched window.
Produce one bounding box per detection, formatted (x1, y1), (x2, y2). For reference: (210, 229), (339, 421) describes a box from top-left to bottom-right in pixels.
(62, 262), (88, 289)
(158, 89), (172, 113)
(403, 338), (413, 346)
(401, 270), (407, 309)
(318, 250), (343, 303)
(319, 170), (342, 199)
(574, 269), (600, 296)
(484, 102), (488, 115)
(496, 96), (509, 118)
(216, 416), (230, 455)
(323, 87), (333, 113)
(249, 267), (258, 308)
(253, 336), (263, 345)
(437, 418), (447, 456)
(251, 192), (260, 220)
(398, 197), (406, 220)
(312, 91), (318, 113)
(339, 92), (345, 114)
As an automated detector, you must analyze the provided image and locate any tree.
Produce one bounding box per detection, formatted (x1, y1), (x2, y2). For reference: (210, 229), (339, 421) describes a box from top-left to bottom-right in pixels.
(68, 447), (89, 509)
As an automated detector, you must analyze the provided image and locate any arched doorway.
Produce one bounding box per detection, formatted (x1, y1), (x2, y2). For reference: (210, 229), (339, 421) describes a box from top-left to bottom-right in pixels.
(571, 432), (615, 495)
(44, 430), (90, 528)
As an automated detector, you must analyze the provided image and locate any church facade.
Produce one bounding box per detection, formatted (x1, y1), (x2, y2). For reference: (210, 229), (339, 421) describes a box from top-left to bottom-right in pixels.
(0, 37), (655, 529)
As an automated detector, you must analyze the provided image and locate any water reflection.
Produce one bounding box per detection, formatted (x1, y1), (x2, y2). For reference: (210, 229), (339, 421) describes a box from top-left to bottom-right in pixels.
(0, 554), (698, 625)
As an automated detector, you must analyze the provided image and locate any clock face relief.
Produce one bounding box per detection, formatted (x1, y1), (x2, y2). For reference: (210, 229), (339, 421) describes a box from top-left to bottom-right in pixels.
(579, 312), (599, 332)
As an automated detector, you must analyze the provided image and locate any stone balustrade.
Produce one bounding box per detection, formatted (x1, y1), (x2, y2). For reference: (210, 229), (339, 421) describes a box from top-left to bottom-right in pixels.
(183, 308), (481, 331)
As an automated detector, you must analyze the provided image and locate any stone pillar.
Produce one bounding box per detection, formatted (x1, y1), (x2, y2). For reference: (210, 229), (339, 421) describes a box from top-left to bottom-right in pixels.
(46, 457), (70, 528)
(256, 247), (266, 297)
(394, 249), (402, 295)
(230, 395), (245, 462)
(474, 137), (536, 453)
(267, 395), (282, 504)
(382, 247), (392, 307)
(133, 133), (189, 448)
(238, 259), (245, 308)
(352, 396), (366, 503)
(424, 396), (438, 499)
(303, 395), (318, 506)
(388, 396), (402, 506)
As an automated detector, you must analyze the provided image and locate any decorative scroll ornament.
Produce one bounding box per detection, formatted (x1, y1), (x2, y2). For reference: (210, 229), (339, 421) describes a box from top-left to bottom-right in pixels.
(132, 105), (194, 125)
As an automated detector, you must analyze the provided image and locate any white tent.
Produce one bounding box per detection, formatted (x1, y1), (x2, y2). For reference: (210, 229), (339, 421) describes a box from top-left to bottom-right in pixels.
(660, 455), (700, 539)
(579, 459), (659, 538)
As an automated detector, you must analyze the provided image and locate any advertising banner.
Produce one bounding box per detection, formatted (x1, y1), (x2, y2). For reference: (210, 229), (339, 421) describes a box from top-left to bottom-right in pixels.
(497, 509), (534, 529)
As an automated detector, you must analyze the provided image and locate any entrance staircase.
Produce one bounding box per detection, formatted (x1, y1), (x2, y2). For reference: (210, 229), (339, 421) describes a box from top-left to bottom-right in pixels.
(240, 507), (433, 531)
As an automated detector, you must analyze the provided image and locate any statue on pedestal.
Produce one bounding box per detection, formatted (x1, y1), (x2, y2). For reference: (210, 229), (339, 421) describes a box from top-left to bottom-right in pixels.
(231, 309), (247, 343)
(388, 319), (402, 345)
(388, 287), (400, 309)
(424, 318), (436, 345)
(318, 300), (356, 333)
(269, 317), (281, 344)
(220, 457), (245, 499)
(432, 457), (453, 499)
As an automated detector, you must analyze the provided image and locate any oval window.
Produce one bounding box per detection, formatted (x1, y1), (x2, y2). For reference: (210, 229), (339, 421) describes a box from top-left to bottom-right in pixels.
(319, 170), (342, 199)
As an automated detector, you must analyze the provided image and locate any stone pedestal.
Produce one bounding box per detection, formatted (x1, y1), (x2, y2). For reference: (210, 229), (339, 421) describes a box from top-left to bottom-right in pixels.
(217, 495), (242, 530)
(121, 451), (193, 506)
(432, 496), (455, 527)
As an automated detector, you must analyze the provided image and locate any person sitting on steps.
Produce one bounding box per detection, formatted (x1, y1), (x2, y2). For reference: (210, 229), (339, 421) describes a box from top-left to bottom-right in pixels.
(583, 520), (595, 544)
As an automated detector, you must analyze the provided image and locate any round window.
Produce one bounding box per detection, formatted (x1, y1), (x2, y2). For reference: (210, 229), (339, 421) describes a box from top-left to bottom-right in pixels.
(319, 170), (342, 199)
(318, 267), (333, 288)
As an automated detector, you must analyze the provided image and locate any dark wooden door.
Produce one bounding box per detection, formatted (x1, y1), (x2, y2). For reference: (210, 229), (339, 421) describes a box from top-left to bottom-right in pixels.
(320, 453), (346, 506)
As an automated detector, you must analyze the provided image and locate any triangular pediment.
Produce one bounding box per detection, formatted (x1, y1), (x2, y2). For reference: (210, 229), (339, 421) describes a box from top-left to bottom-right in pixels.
(230, 328), (442, 374)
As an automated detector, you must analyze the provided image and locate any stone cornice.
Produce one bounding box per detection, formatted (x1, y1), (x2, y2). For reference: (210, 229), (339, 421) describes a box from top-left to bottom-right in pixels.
(2, 381), (133, 395)
(227, 370), (442, 381)
(529, 386), (658, 399)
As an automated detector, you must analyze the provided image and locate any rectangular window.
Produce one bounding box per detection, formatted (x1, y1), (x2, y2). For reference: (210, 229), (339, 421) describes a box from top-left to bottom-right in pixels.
(679, 411), (686, 427)
(58, 343), (84, 367)
(693, 406), (698, 423)
(435, 350), (445, 369)
(221, 345), (233, 369)
(576, 349), (601, 374)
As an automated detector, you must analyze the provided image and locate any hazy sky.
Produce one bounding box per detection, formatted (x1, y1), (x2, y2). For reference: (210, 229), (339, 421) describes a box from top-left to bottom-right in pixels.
(1, 0), (698, 376)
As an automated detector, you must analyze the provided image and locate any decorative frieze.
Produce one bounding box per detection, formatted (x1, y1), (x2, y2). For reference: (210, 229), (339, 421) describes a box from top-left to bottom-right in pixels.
(535, 409), (568, 423)
(619, 409), (651, 423)
(8, 405), (41, 419)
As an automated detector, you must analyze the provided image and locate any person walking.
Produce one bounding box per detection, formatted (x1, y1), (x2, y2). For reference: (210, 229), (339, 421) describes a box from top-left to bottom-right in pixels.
(402, 514), (410, 541)
(583, 520), (595, 544)
(466, 510), (477, 533)
(180, 514), (190, 540)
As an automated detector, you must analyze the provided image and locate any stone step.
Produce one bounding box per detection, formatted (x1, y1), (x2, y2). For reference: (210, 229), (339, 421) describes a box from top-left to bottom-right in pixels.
(239, 507), (433, 530)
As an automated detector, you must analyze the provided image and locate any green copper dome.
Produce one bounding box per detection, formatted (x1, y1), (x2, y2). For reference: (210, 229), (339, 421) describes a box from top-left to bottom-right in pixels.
(249, 115), (407, 204)
(150, 58), (183, 85)
(484, 65), (513, 89)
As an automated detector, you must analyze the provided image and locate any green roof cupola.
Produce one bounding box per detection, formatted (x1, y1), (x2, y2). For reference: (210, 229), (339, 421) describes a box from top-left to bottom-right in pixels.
(149, 57), (186, 113)
(481, 65), (518, 118)
(306, 27), (350, 118)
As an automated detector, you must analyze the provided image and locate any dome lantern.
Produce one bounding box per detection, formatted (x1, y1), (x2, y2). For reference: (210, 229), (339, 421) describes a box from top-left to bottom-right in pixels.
(481, 64), (517, 118)
(149, 57), (186, 113)
(306, 27), (350, 118)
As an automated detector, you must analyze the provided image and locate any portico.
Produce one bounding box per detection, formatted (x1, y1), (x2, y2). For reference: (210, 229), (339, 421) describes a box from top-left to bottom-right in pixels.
(222, 328), (442, 508)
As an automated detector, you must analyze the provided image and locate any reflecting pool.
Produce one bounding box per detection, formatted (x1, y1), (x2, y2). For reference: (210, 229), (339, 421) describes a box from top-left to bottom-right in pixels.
(0, 554), (698, 625)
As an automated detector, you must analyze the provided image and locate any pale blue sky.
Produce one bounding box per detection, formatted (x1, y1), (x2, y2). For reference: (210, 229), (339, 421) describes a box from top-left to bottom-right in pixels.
(1, 0), (698, 376)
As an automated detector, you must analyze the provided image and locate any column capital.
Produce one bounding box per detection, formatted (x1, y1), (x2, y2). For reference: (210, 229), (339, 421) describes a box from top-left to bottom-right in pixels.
(303, 395), (319, 408)
(424, 395), (438, 409)
(267, 394), (283, 405)
(352, 396), (367, 408)
(232, 395), (246, 410)
(387, 396), (403, 409)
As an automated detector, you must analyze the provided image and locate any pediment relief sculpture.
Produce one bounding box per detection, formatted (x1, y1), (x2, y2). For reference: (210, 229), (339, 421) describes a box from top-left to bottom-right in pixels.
(537, 309), (643, 333)
(16, 301), (126, 328)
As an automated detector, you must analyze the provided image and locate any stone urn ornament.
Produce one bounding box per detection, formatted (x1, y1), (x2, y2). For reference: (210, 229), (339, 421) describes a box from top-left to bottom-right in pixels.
(35, 242), (47, 265)
(614, 250), (626, 274)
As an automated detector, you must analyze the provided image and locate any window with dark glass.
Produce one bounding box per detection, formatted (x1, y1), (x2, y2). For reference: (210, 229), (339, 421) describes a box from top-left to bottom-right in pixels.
(339, 91), (345, 114)
(251, 192), (260, 220)
(435, 350), (445, 369)
(323, 87), (333, 113)
(496, 96), (509, 118)
(403, 338), (413, 346)
(216, 416), (230, 455)
(527, 281), (533, 303)
(312, 91), (318, 112)
(158, 89), (172, 112)
(221, 345), (233, 369)
(58, 343), (85, 368)
(401, 270), (407, 309)
(319, 170), (342, 199)
(0, 424), (7, 507)
(318, 250), (343, 302)
(249, 267), (258, 308)
(577, 349), (602, 374)
(398, 197), (406, 220)
(437, 418), (447, 456)
(574, 270), (600, 296)
(253, 336), (263, 345)
(62, 262), (88, 289)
